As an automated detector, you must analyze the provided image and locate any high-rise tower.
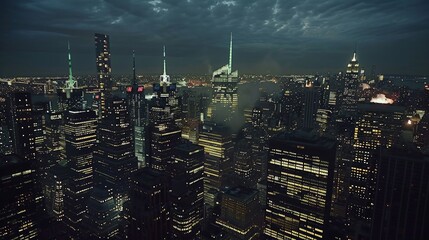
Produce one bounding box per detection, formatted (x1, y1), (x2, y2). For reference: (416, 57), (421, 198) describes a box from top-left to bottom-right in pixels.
(95, 33), (112, 116)
(146, 46), (181, 171)
(264, 130), (336, 240)
(6, 92), (35, 161)
(208, 33), (239, 120)
(63, 109), (97, 237)
(126, 51), (146, 167)
(341, 51), (360, 116)
(57, 42), (84, 111)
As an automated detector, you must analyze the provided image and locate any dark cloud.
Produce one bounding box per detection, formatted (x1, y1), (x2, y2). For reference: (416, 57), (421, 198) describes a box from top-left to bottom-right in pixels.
(1, 0), (428, 76)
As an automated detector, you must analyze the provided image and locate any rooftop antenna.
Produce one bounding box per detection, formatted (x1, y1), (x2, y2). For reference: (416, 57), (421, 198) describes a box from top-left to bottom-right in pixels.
(133, 50), (136, 84)
(160, 45), (170, 84)
(65, 41), (78, 92)
(228, 32), (233, 74)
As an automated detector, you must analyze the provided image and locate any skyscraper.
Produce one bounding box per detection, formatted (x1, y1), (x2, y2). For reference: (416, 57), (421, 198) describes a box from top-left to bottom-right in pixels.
(348, 103), (404, 239)
(91, 97), (137, 219)
(63, 109), (97, 237)
(0, 154), (44, 239)
(341, 51), (359, 116)
(169, 142), (205, 239)
(6, 92), (35, 161)
(302, 79), (321, 129)
(95, 33), (112, 116)
(371, 145), (429, 240)
(146, 46), (181, 171)
(208, 33), (238, 120)
(264, 130), (336, 240)
(199, 122), (233, 208)
(126, 51), (146, 167)
(57, 42), (84, 111)
(216, 187), (262, 240)
(123, 168), (170, 240)
(233, 140), (257, 188)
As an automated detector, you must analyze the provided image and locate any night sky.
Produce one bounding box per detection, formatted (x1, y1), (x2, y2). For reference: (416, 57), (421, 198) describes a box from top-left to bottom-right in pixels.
(1, 0), (429, 77)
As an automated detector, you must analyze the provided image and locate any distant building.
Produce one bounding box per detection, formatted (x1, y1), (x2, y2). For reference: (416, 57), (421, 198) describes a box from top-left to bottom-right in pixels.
(57, 42), (84, 111)
(216, 187), (262, 240)
(342, 52), (360, 116)
(6, 92), (35, 161)
(208, 33), (238, 119)
(302, 79), (321, 129)
(126, 51), (146, 167)
(264, 130), (336, 240)
(146, 47), (181, 171)
(95, 33), (112, 116)
(233, 140), (257, 188)
(169, 142), (205, 239)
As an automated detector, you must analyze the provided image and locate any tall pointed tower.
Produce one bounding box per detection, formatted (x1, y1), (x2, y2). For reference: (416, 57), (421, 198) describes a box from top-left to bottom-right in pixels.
(126, 51), (146, 167)
(57, 42), (84, 111)
(146, 46), (181, 171)
(208, 33), (239, 120)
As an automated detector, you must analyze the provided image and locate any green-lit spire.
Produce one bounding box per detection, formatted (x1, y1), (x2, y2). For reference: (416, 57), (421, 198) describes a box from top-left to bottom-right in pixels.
(228, 32), (233, 74)
(65, 41), (78, 89)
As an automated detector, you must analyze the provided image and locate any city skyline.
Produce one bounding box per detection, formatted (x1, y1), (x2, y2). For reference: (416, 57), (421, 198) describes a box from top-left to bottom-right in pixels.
(1, 1), (429, 240)
(1, 0), (429, 76)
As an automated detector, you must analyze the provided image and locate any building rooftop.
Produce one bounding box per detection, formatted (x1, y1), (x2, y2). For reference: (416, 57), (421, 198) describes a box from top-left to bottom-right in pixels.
(224, 186), (258, 203)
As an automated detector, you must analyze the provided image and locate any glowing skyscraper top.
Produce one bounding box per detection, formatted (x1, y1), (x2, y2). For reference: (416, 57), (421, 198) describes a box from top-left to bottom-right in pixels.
(159, 46), (170, 85)
(228, 32), (232, 75)
(64, 42), (78, 91)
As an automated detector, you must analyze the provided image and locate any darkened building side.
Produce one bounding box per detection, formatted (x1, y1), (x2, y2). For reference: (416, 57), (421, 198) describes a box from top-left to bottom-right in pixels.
(371, 146), (429, 240)
(0, 155), (44, 239)
(124, 168), (170, 240)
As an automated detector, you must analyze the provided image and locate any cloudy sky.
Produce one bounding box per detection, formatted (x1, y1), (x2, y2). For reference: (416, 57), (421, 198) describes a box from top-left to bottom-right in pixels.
(1, 0), (428, 76)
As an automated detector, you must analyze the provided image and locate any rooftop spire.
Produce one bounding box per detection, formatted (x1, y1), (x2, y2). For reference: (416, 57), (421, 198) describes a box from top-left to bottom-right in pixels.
(228, 32), (233, 74)
(132, 50), (136, 84)
(159, 45), (170, 84)
(163, 45), (167, 75)
(65, 41), (77, 89)
(352, 51), (357, 62)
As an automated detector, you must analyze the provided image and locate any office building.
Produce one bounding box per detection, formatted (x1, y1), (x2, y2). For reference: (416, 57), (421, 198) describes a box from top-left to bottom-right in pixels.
(146, 46), (181, 171)
(216, 187), (261, 240)
(0, 154), (44, 239)
(6, 92), (35, 161)
(302, 79), (321, 129)
(341, 52), (359, 116)
(95, 33), (112, 115)
(126, 51), (146, 167)
(169, 142), (205, 239)
(348, 103), (404, 238)
(63, 109), (97, 237)
(208, 33), (238, 119)
(264, 130), (336, 240)
(124, 168), (170, 240)
(199, 122), (234, 208)
(92, 97), (137, 216)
